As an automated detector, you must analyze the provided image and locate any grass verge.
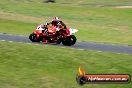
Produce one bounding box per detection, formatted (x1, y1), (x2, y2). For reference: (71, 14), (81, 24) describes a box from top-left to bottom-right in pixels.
(0, 41), (132, 88)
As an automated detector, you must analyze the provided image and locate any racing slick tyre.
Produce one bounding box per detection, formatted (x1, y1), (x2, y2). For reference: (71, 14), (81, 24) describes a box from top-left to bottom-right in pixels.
(29, 33), (40, 42)
(69, 35), (76, 45)
(62, 35), (76, 46)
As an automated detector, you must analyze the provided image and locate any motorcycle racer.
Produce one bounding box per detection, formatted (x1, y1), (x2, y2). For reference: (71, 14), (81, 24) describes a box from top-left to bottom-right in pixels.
(29, 17), (78, 45)
(46, 16), (67, 35)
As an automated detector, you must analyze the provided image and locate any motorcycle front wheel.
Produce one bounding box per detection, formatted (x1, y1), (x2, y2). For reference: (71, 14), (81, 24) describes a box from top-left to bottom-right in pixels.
(29, 33), (40, 42)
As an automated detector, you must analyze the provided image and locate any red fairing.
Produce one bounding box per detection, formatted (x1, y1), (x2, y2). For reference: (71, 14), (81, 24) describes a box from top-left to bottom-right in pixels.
(34, 30), (42, 37)
(48, 25), (56, 34)
(66, 28), (70, 36)
(35, 30), (42, 34)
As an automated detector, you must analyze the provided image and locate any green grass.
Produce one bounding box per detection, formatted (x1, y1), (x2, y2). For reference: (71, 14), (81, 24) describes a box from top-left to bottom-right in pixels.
(0, 18), (36, 35)
(1, 0), (132, 5)
(0, 41), (132, 88)
(0, 0), (132, 45)
(0, 1), (132, 88)
(57, 0), (132, 5)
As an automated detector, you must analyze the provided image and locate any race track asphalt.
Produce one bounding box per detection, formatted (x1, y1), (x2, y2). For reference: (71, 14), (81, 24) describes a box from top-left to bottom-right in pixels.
(0, 33), (132, 54)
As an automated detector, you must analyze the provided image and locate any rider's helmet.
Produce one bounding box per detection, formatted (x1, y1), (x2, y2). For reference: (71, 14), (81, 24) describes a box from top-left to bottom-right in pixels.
(52, 16), (60, 26)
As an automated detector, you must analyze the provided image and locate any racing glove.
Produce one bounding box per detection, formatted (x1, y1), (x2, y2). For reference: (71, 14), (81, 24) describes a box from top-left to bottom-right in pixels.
(56, 27), (60, 31)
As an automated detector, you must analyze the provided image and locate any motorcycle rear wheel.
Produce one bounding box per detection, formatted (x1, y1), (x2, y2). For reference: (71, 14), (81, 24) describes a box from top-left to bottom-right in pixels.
(62, 35), (76, 46)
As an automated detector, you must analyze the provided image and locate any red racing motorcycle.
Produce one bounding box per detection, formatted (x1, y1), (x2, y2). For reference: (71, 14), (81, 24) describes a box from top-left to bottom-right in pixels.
(29, 24), (78, 46)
